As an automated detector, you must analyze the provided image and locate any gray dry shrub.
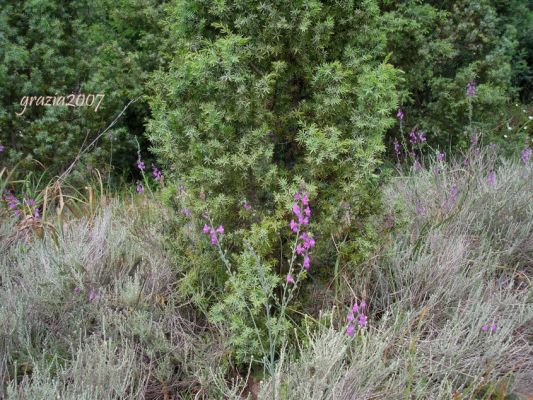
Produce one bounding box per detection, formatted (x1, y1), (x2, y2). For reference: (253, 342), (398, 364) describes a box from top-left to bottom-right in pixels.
(0, 200), (210, 399)
(254, 154), (532, 399)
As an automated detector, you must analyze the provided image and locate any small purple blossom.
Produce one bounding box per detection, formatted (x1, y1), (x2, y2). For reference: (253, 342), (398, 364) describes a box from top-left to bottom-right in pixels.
(303, 255), (310, 270)
(290, 219), (298, 232)
(394, 139), (401, 157)
(482, 324), (489, 332)
(358, 314), (367, 327)
(152, 165), (162, 181)
(346, 324), (355, 336)
(136, 184), (144, 194)
(243, 201), (252, 210)
(181, 208), (192, 217)
(466, 80), (477, 97)
(286, 274), (295, 284)
(396, 108), (404, 121)
(409, 130), (418, 144)
(203, 224), (210, 233)
(437, 151), (445, 162)
(0, 144), (5, 153)
(136, 160), (145, 171)
(216, 225), (224, 234)
(521, 147), (531, 165)
(88, 288), (99, 302)
(418, 131), (426, 143)
(74, 287), (81, 294)
(413, 159), (422, 171)
(352, 303), (359, 314)
(487, 170), (496, 186)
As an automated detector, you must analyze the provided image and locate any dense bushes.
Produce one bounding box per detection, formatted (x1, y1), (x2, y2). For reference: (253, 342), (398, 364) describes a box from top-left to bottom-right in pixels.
(0, 0), (164, 180)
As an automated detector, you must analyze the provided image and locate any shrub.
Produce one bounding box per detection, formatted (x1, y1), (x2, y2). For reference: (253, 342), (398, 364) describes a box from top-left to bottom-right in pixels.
(147, 0), (400, 365)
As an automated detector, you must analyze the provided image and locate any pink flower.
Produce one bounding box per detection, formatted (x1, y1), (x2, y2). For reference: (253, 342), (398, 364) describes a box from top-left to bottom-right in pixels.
(136, 160), (145, 171)
(346, 324), (355, 336)
(136, 184), (144, 194)
(304, 206), (311, 217)
(347, 313), (354, 322)
(294, 193), (300, 201)
(361, 300), (367, 311)
(292, 204), (301, 217)
(203, 224), (210, 233)
(302, 194), (309, 206)
(286, 274), (295, 284)
(290, 219), (298, 232)
(303, 255), (310, 270)
(296, 244), (304, 255)
(482, 324), (489, 332)
(352, 303), (359, 314)
(358, 314), (367, 327)
(216, 225), (224, 234)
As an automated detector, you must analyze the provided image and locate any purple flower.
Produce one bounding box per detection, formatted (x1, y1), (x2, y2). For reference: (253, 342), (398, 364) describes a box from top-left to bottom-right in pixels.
(294, 193), (300, 201)
(181, 208), (192, 217)
(243, 201), (252, 210)
(210, 229), (218, 245)
(301, 194), (309, 206)
(481, 324), (489, 332)
(437, 151), (445, 162)
(292, 204), (301, 217)
(296, 244), (304, 255)
(74, 287), (81, 294)
(491, 323), (497, 332)
(394, 139), (401, 157)
(418, 131), (426, 143)
(346, 324), (355, 336)
(409, 130), (418, 144)
(352, 303), (359, 314)
(216, 225), (224, 234)
(136, 160), (145, 171)
(396, 108), (404, 121)
(88, 288), (99, 302)
(304, 206), (311, 217)
(521, 147), (531, 165)
(303, 255), (310, 270)
(466, 80), (476, 97)
(347, 313), (354, 322)
(360, 300), (367, 311)
(203, 224), (210, 233)
(0, 144), (5, 153)
(152, 165), (162, 181)
(358, 314), (367, 327)
(290, 219), (298, 232)
(136, 184), (144, 194)
(487, 170), (496, 186)
(413, 159), (422, 171)
(286, 274), (295, 284)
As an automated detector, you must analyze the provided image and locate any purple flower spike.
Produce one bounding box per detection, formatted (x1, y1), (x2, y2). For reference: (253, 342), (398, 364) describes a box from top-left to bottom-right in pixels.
(216, 225), (224, 234)
(303, 255), (310, 270)
(0, 144), (5, 152)
(396, 108), (404, 121)
(302, 194), (309, 206)
(203, 224), (210, 233)
(409, 130), (418, 144)
(394, 139), (401, 157)
(292, 204), (301, 217)
(286, 274), (295, 284)
(491, 323), (497, 332)
(136, 160), (145, 171)
(358, 314), (367, 327)
(521, 147), (531, 165)
(466, 80), (477, 97)
(346, 324), (355, 336)
(418, 131), (426, 142)
(482, 324), (489, 332)
(347, 313), (355, 322)
(487, 170), (496, 186)
(352, 303), (359, 314)
(361, 300), (367, 311)
(290, 219), (298, 232)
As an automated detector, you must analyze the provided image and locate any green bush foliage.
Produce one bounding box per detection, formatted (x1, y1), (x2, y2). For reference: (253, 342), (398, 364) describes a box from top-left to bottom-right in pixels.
(382, 0), (532, 148)
(0, 0), (163, 179)
(147, 0), (401, 362)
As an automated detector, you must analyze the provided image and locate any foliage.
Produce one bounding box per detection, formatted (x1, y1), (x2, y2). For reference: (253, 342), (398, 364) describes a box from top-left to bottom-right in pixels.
(0, 0), (164, 181)
(147, 0), (401, 364)
(381, 0), (533, 149)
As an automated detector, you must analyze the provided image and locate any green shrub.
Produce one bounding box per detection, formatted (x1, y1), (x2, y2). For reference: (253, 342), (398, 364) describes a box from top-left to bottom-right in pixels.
(147, 0), (400, 364)
(0, 0), (164, 180)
